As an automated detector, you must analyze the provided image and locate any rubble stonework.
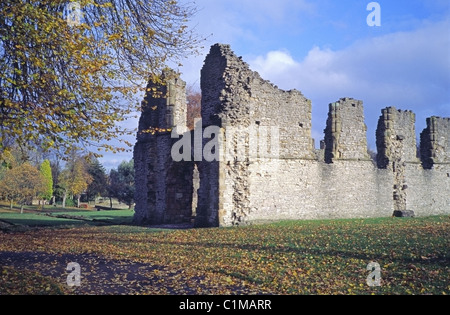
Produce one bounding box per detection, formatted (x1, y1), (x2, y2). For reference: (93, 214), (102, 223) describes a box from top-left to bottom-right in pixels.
(196, 44), (314, 227)
(420, 117), (450, 169)
(376, 107), (418, 168)
(376, 108), (419, 211)
(324, 98), (370, 163)
(133, 71), (195, 225)
(133, 44), (450, 227)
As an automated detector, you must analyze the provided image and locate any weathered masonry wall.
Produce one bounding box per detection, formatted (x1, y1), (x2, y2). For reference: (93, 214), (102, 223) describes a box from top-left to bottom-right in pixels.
(377, 107), (418, 168)
(410, 117), (450, 215)
(195, 44), (449, 227)
(421, 117), (450, 169)
(405, 163), (450, 216)
(246, 160), (393, 223)
(134, 71), (194, 225)
(196, 44), (314, 227)
(376, 108), (419, 211)
(134, 44), (450, 227)
(324, 98), (370, 163)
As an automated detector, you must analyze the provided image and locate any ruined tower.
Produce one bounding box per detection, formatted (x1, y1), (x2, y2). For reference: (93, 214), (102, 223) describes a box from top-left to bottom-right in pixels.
(133, 70), (194, 225)
(376, 107), (418, 168)
(420, 117), (450, 169)
(324, 98), (370, 163)
(376, 107), (419, 213)
(196, 44), (314, 227)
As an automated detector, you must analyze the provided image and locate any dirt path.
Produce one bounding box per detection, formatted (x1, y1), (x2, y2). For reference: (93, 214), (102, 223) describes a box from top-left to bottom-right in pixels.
(0, 250), (263, 295)
(0, 251), (194, 295)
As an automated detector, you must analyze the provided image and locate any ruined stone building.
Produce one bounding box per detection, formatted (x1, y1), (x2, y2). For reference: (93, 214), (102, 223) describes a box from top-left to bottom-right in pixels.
(134, 44), (450, 227)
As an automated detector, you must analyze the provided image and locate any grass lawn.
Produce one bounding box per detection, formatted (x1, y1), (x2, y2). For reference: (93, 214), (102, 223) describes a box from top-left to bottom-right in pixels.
(0, 215), (448, 295)
(0, 207), (134, 228)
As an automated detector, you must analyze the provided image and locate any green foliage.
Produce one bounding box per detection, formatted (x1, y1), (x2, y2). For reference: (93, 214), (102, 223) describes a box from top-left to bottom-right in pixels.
(86, 158), (107, 201)
(64, 198), (76, 208)
(53, 184), (66, 204)
(49, 158), (63, 202)
(0, 0), (201, 158)
(0, 209), (133, 227)
(0, 150), (14, 181)
(109, 160), (135, 208)
(39, 159), (53, 201)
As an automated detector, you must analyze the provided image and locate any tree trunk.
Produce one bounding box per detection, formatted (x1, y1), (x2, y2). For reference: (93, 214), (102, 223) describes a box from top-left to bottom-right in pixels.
(62, 190), (67, 208)
(77, 195), (81, 208)
(109, 197), (113, 210)
(51, 196), (55, 206)
(10, 200), (13, 210)
(20, 204), (24, 214)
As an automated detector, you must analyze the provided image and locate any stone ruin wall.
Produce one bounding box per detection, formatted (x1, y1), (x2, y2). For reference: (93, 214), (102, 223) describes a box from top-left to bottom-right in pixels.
(421, 117), (450, 169)
(134, 71), (194, 225)
(324, 98), (370, 163)
(376, 108), (418, 211)
(134, 44), (450, 227)
(409, 117), (450, 215)
(197, 44), (315, 227)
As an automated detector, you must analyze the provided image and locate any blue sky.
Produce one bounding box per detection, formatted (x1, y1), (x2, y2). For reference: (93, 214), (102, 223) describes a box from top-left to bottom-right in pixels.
(101, 0), (450, 168)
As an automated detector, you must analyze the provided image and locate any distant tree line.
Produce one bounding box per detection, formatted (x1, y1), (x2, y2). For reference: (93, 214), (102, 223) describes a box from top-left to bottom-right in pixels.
(0, 145), (134, 212)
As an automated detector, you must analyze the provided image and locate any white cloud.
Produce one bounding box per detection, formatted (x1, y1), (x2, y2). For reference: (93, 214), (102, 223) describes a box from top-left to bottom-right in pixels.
(249, 20), (450, 146)
(251, 19), (450, 105)
(252, 50), (298, 76)
(176, 17), (449, 147)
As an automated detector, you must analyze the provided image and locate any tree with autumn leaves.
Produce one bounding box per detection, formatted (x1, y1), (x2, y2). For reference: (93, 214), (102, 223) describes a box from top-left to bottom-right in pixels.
(0, 0), (201, 160)
(58, 153), (93, 208)
(0, 159), (46, 213)
(39, 159), (53, 205)
(0, 145), (129, 211)
(0, 1), (202, 210)
(186, 84), (201, 130)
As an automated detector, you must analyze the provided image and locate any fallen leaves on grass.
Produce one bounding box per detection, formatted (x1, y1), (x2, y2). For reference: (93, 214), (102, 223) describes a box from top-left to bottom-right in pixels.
(0, 216), (448, 295)
(0, 266), (67, 295)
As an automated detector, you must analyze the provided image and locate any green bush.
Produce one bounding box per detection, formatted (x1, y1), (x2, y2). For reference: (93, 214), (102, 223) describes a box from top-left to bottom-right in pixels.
(65, 198), (76, 208)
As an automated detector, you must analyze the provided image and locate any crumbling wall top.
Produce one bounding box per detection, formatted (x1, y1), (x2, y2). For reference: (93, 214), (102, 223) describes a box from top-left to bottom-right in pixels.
(201, 43), (314, 158)
(138, 70), (187, 142)
(376, 106), (418, 168)
(324, 97), (369, 163)
(420, 116), (450, 168)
